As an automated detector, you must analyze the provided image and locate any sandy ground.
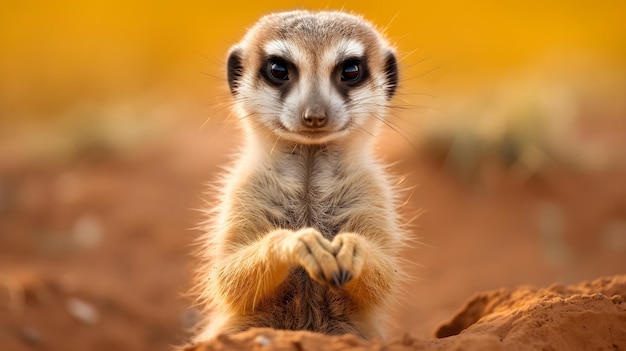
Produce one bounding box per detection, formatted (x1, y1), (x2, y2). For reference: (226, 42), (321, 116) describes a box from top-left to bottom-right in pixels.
(183, 275), (626, 351)
(1, 122), (625, 350)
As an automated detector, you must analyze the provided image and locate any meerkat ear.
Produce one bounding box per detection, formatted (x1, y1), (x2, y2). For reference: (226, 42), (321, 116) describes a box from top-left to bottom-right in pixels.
(227, 47), (244, 95)
(383, 51), (398, 99)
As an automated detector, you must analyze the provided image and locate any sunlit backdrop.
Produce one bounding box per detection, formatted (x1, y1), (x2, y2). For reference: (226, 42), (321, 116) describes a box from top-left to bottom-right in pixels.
(2, 1), (625, 168)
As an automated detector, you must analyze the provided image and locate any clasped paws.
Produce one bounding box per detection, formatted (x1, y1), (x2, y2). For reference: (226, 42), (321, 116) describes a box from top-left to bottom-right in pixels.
(287, 228), (364, 289)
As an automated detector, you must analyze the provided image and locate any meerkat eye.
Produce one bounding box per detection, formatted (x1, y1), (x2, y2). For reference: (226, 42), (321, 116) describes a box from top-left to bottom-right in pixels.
(268, 60), (289, 81)
(341, 61), (360, 82)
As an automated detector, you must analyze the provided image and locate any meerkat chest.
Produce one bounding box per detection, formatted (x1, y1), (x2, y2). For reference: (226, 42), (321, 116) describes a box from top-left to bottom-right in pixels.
(257, 148), (367, 237)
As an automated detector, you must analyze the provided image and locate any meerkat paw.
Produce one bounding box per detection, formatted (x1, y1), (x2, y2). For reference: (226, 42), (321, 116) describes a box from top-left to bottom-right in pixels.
(287, 228), (342, 288)
(331, 233), (365, 287)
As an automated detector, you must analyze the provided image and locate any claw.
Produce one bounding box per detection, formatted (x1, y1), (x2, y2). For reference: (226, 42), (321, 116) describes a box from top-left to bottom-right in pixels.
(342, 270), (353, 285)
(330, 269), (353, 287)
(332, 272), (342, 287)
(337, 269), (352, 285)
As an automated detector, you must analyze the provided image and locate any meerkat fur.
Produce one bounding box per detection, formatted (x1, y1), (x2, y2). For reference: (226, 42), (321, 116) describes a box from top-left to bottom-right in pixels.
(193, 10), (408, 341)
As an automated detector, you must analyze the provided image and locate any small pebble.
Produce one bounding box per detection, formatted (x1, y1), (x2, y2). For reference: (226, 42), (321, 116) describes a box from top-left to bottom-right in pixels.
(254, 334), (271, 347)
(67, 297), (99, 325)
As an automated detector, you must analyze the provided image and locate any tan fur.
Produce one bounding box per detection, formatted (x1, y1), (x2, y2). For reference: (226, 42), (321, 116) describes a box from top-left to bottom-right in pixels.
(193, 10), (406, 341)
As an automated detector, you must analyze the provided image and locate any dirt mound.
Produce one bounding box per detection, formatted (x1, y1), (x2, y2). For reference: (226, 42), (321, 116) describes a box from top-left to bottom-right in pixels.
(184, 275), (626, 351)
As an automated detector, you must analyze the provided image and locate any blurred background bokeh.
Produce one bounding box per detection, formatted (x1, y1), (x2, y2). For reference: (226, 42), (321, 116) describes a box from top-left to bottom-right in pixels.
(1, 1), (625, 350)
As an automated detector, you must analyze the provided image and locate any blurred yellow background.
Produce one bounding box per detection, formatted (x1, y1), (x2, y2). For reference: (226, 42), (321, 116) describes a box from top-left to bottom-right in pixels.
(2, 3), (626, 350)
(2, 0), (625, 169)
(2, 0), (625, 118)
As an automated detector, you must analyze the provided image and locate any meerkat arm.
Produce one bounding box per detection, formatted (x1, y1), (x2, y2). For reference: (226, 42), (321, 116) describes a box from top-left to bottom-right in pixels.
(209, 227), (341, 314)
(211, 228), (395, 314)
(331, 232), (396, 311)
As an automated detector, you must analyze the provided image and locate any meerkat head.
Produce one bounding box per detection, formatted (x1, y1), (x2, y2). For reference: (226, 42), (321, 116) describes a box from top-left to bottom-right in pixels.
(226, 10), (398, 145)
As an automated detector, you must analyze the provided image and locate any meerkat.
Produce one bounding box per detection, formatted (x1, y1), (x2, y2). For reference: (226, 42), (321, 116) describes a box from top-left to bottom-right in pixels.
(193, 10), (406, 341)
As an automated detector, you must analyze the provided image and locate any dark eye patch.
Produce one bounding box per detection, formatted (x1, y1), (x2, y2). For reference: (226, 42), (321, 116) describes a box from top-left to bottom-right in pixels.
(258, 55), (297, 100)
(333, 57), (370, 100)
(340, 60), (361, 82)
(269, 61), (289, 80)
(260, 56), (296, 87)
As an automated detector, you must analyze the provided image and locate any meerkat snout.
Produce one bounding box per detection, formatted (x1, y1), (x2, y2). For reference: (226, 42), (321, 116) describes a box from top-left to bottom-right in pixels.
(302, 105), (328, 128)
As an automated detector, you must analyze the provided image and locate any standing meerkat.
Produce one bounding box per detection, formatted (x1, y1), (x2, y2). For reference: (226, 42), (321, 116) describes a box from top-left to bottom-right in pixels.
(194, 10), (407, 341)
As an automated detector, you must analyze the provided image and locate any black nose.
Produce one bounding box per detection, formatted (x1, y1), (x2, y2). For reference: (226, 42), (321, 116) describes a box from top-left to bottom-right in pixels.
(302, 106), (328, 128)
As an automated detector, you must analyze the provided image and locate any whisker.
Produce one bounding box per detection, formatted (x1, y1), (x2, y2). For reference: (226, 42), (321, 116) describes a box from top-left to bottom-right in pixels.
(270, 134), (281, 155)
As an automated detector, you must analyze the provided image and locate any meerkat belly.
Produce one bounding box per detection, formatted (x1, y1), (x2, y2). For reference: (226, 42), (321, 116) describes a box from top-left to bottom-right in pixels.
(249, 268), (363, 335)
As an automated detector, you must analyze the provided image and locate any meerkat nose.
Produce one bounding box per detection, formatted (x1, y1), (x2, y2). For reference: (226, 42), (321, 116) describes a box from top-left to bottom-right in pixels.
(302, 105), (328, 128)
